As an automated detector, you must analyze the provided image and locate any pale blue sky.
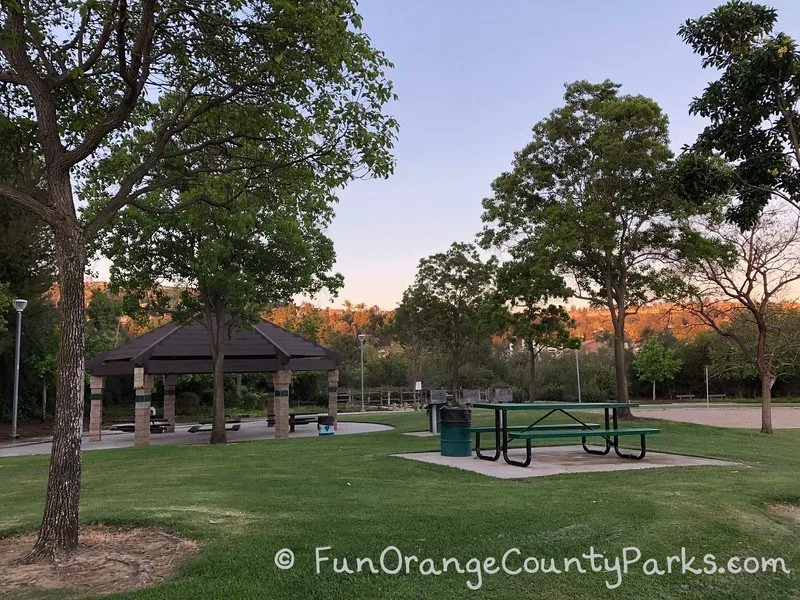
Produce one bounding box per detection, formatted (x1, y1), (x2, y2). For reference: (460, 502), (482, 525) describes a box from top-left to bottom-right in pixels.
(311, 0), (800, 309)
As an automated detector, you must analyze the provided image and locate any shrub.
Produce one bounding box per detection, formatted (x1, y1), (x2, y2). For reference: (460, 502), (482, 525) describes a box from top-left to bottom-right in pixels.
(176, 391), (200, 415)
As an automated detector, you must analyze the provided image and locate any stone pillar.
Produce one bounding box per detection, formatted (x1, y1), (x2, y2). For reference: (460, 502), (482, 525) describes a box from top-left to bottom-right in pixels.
(328, 370), (339, 430)
(163, 374), (178, 433)
(134, 369), (155, 447)
(266, 379), (275, 419)
(273, 369), (291, 439)
(89, 376), (104, 442)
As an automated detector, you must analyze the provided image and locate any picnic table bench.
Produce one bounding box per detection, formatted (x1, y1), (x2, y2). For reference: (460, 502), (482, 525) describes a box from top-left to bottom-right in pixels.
(266, 412), (322, 433)
(109, 418), (171, 434)
(187, 418), (242, 433)
(471, 402), (659, 468)
(675, 394), (695, 401)
(708, 394), (726, 400)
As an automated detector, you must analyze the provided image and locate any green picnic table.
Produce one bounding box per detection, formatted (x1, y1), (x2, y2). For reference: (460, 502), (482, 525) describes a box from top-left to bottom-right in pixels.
(471, 402), (659, 467)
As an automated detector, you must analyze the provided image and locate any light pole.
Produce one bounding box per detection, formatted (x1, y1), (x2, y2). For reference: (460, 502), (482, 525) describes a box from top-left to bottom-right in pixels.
(11, 299), (28, 440)
(575, 348), (582, 403)
(358, 333), (366, 412)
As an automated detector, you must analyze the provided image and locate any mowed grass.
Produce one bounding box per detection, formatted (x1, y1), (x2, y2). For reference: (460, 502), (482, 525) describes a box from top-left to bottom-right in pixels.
(1, 410), (799, 599)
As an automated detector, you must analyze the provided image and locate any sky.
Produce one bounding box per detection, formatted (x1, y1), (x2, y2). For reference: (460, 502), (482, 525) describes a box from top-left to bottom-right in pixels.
(86, 1), (800, 310)
(300, 0), (800, 310)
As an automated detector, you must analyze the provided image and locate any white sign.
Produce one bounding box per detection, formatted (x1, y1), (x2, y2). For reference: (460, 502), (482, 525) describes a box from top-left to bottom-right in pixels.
(133, 367), (144, 389)
(415, 381), (422, 391)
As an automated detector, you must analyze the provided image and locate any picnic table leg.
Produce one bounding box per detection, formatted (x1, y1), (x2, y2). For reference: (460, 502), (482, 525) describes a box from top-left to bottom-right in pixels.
(581, 436), (611, 455)
(501, 411), (531, 466)
(581, 408), (611, 456)
(504, 436), (532, 467)
(614, 434), (648, 460)
(475, 409), (501, 461)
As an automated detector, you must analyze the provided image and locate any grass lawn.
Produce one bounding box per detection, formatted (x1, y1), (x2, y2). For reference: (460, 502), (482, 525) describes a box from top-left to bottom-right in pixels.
(1, 410), (799, 599)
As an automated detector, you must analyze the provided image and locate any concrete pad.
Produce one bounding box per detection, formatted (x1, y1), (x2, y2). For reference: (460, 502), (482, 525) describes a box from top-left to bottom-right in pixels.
(0, 420), (393, 458)
(635, 406), (800, 429)
(404, 431), (439, 437)
(394, 445), (735, 479)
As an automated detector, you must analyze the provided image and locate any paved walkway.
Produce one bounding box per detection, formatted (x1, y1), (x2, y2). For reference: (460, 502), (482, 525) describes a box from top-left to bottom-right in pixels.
(634, 406), (800, 429)
(0, 419), (393, 458)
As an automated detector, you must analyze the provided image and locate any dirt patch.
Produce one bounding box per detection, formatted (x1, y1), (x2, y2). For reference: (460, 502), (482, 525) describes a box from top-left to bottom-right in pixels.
(0, 418), (56, 441)
(768, 503), (800, 524)
(0, 525), (199, 598)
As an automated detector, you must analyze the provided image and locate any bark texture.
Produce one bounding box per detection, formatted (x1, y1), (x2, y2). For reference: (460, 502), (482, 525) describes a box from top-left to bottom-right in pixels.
(27, 223), (86, 561)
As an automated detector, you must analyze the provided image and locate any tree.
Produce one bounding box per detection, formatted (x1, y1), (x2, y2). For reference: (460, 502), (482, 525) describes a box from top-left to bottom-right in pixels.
(0, 1), (396, 560)
(84, 289), (129, 360)
(96, 176), (342, 444)
(706, 308), (800, 390)
(678, 1), (800, 228)
(395, 242), (500, 395)
(482, 81), (693, 414)
(495, 259), (580, 401)
(671, 207), (800, 433)
(633, 337), (682, 402)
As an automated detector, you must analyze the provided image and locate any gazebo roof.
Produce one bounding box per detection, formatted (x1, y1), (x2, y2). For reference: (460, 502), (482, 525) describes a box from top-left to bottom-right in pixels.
(87, 318), (341, 376)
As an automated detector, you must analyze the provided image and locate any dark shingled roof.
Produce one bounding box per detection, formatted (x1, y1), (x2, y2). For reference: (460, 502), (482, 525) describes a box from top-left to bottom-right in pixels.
(87, 318), (341, 376)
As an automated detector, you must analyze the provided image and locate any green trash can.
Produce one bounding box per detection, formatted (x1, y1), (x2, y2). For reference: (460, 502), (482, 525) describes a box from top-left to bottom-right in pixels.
(440, 406), (472, 457)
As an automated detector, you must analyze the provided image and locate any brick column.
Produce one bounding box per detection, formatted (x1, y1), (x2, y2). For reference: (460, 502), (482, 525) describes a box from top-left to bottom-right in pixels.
(134, 370), (155, 447)
(328, 370), (339, 430)
(163, 374), (177, 433)
(89, 376), (104, 442)
(273, 369), (291, 439)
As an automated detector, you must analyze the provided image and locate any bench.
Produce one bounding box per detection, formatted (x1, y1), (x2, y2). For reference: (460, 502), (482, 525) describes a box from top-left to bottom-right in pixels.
(266, 413), (321, 433)
(469, 423), (598, 459)
(675, 394), (695, 401)
(506, 427), (660, 467)
(109, 419), (171, 434)
(187, 419), (242, 433)
(708, 394), (726, 400)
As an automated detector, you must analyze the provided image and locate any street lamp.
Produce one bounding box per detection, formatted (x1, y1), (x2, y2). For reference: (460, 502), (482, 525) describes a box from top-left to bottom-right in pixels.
(11, 299), (28, 440)
(358, 333), (366, 412)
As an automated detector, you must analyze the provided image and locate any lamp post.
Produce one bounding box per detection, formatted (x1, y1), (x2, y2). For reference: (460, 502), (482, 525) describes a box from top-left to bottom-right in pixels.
(11, 299), (28, 440)
(575, 347), (582, 403)
(358, 333), (366, 412)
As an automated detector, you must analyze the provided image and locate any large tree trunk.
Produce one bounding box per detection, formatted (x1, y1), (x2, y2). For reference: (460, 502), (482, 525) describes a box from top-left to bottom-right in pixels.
(27, 223), (87, 561)
(526, 339), (537, 402)
(208, 305), (229, 444)
(612, 315), (633, 420)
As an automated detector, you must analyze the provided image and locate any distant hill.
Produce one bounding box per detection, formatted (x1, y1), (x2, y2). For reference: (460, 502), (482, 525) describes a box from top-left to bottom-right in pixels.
(567, 303), (713, 342)
(50, 280), (791, 345)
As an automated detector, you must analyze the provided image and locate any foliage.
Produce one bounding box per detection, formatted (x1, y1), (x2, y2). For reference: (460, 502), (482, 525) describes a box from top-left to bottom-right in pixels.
(496, 259), (580, 354)
(707, 307), (800, 383)
(633, 337), (682, 399)
(95, 175), (343, 443)
(175, 391), (201, 416)
(678, 1), (800, 228)
(84, 289), (130, 360)
(395, 242), (501, 393)
(669, 207), (800, 432)
(481, 80), (695, 404)
(0, 0), (398, 556)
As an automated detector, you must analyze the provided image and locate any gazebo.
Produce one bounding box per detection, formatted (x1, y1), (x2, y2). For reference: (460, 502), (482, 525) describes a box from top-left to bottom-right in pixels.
(86, 318), (342, 446)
